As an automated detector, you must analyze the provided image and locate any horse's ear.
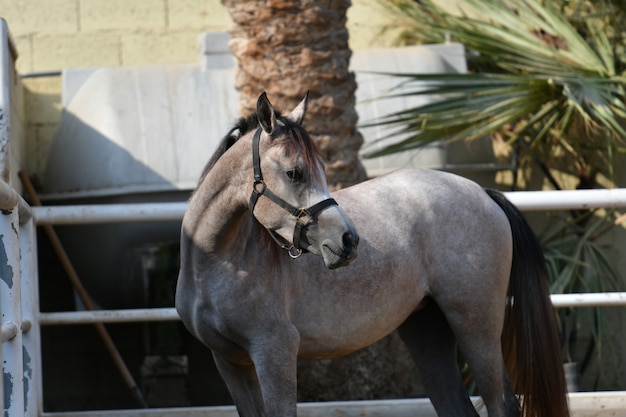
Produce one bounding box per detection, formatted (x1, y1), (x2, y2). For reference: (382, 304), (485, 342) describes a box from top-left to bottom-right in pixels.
(287, 91), (309, 125)
(257, 92), (276, 134)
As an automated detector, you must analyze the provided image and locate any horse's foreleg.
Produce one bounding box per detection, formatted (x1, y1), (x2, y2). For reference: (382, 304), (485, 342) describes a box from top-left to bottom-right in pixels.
(249, 326), (300, 417)
(212, 352), (265, 417)
(398, 302), (479, 417)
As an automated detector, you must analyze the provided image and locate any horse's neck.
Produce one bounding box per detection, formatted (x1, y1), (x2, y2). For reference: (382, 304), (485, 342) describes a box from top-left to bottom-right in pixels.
(184, 169), (253, 256)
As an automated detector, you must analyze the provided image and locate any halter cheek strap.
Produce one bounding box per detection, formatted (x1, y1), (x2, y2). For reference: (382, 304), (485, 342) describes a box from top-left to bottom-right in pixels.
(248, 128), (338, 258)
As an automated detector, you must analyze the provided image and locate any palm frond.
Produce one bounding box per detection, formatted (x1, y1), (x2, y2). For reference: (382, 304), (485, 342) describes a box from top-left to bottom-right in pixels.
(365, 0), (626, 171)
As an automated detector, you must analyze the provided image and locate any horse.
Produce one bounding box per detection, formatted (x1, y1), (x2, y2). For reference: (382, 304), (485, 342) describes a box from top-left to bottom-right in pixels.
(176, 92), (569, 417)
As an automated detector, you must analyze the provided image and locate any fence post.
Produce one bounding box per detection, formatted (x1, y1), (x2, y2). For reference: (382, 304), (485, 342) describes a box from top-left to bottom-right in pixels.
(20, 217), (42, 416)
(1, 208), (24, 417)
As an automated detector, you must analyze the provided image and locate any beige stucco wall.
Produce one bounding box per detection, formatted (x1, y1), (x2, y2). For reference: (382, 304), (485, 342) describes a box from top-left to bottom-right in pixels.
(0, 0), (391, 179)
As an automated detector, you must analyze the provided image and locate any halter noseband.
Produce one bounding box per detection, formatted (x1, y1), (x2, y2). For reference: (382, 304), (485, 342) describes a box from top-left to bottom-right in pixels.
(248, 128), (338, 258)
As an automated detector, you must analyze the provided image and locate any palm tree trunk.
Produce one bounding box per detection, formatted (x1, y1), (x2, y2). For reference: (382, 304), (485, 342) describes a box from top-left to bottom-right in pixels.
(222, 0), (366, 189)
(220, 0), (421, 402)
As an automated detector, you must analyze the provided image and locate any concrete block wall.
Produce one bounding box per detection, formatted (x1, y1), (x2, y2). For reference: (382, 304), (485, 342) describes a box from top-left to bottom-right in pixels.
(0, 0), (233, 179)
(3, 0), (232, 72)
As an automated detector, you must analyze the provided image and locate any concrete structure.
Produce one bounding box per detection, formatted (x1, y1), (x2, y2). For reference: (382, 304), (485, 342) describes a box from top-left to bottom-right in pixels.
(0, 0), (391, 182)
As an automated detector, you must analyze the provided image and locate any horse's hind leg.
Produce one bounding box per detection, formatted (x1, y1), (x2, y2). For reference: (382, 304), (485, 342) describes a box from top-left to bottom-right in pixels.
(443, 301), (520, 417)
(212, 353), (265, 417)
(398, 301), (479, 417)
(449, 321), (520, 417)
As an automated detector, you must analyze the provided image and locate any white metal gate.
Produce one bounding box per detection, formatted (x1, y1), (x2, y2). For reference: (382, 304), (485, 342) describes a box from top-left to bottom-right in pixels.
(2, 181), (626, 416)
(0, 180), (41, 416)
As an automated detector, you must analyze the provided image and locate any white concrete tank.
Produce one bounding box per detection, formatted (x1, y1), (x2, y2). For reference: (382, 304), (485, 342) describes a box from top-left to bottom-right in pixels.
(40, 37), (467, 308)
(353, 42), (467, 177)
(43, 40), (467, 199)
(44, 57), (237, 198)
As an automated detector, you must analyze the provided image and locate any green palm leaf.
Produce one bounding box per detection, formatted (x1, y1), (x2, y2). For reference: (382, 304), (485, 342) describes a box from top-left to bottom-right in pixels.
(372, 0), (626, 384)
(365, 0), (626, 165)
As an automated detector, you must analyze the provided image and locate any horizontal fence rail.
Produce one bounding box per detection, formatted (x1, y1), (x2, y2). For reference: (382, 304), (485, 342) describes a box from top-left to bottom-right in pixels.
(2, 182), (626, 417)
(551, 292), (626, 307)
(40, 308), (180, 325)
(37, 292), (626, 327)
(32, 202), (188, 225)
(30, 188), (626, 225)
(39, 392), (626, 417)
(504, 188), (626, 211)
(29, 187), (626, 327)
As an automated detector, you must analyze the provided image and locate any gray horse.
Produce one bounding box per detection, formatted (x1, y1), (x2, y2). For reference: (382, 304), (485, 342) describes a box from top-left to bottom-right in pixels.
(176, 92), (569, 417)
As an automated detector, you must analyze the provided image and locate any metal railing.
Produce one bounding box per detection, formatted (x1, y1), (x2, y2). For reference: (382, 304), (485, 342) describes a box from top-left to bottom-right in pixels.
(0, 184), (41, 416)
(31, 187), (626, 326)
(3, 182), (626, 416)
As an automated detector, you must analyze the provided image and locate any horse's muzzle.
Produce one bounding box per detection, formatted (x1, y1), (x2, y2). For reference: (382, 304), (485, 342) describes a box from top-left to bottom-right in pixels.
(321, 229), (359, 269)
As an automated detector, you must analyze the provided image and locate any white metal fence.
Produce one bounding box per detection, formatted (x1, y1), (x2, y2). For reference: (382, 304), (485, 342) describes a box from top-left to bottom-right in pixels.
(0, 181), (41, 416)
(2, 181), (626, 416)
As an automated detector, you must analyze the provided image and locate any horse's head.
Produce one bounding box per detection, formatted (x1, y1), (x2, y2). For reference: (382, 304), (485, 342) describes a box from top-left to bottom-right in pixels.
(248, 92), (359, 269)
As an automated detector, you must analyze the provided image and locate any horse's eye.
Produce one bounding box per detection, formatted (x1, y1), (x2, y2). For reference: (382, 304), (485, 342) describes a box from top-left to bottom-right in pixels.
(287, 168), (304, 182)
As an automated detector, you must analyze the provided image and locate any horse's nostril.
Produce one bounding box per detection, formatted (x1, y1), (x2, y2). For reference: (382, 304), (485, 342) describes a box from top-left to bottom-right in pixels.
(343, 231), (359, 250)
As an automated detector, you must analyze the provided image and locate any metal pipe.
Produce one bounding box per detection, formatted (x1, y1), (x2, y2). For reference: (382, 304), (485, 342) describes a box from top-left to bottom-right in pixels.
(36, 391), (626, 417)
(506, 188), (626, 211)
(0, 179), (33, 223)
(40, 308), (180, 325)
(0, 208), (25, 416)
(29, 188), (626, 226)
(20, 219), (43, 414)
(37, 292), (626, 326)
(32, 202), (187, 225)
(550, 292), (626, 308)
(19, 70), (62, 78)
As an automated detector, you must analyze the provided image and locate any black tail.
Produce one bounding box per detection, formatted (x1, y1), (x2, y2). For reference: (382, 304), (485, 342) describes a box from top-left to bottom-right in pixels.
(485, 189), (570, 417)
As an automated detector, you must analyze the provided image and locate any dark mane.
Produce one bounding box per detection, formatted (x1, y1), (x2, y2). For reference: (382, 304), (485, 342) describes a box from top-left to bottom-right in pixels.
(197, 112), (263, 185)
(197, 109), (320, 186)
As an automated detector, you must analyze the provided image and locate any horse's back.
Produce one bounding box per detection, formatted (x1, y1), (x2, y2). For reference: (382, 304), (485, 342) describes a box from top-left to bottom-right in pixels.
(335, 168), (512, 253)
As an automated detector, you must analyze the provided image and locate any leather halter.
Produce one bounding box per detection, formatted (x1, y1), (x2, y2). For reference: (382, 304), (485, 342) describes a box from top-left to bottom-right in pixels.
(248, 128), (338, 258)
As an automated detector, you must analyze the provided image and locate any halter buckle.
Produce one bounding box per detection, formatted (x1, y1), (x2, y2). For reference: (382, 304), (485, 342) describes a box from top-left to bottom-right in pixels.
(295, 208), (313, 226)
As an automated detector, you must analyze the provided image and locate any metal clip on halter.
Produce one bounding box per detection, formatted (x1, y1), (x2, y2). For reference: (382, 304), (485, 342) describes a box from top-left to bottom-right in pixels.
(288, 246), (303, 259)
